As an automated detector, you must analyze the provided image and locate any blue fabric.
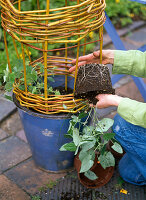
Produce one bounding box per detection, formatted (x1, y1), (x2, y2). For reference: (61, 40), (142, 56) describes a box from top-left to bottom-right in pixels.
(113, 114), (146, 185)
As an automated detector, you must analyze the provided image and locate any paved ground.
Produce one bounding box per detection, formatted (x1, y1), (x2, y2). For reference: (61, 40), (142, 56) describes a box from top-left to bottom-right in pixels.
(0, 21), (145, 200)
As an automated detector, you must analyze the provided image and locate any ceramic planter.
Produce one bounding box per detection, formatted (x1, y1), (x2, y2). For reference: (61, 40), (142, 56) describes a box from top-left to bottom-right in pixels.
(13, 94), (75, 172)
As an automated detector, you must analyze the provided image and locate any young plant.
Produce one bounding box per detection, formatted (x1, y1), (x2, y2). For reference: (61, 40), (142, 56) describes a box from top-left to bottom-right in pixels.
(60, 108), (123, 180)
(3, 59), (60, 100)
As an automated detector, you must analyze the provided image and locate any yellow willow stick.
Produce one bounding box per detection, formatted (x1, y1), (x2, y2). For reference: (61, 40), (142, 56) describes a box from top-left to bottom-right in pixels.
(83, 37), (87, 56)
(3, 29), (12, 73)
(65, 0), (68, 91)
(74, 41), (80, 92)
(99, 25), (103, 64)
(23, 36), (31, 62)
(87, 3), (94, 13)
(19, 0), (27, 92)
(44, 0), (49, 101)
(73, 0), (81, 92)
(37, 0), (40, 10)
(5, 0), (96, 14)
(12, 38), (19, 59)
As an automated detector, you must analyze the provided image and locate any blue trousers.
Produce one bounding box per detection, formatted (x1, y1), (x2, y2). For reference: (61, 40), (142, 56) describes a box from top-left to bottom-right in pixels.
(113, 114), (146, 185)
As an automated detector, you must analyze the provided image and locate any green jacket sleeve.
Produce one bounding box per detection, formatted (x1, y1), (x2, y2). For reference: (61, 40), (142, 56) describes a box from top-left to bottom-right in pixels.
(112, 50), (146, 128)
(117, 98), (146, 128)
(113, 50), (146, 78)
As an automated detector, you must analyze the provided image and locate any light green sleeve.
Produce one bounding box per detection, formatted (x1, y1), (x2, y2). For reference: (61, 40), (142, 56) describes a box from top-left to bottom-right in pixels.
(117, 98), (146, 128)
(112, 50), (146, 128)
(113, 50), (146, 78)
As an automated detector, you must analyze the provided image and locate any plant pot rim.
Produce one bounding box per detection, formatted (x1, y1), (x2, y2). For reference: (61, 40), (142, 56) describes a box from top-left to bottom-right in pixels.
(13, 93), (73, 119)
(74, 152), (114, 189)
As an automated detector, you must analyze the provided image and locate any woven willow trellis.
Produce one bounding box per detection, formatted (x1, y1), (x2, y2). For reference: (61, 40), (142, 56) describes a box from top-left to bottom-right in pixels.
(0, 0), (106, 114)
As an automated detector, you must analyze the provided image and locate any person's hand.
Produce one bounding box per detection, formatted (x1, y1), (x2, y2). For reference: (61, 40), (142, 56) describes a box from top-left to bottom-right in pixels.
(91, 94), (123, 108)
(69, 50), (115, 72)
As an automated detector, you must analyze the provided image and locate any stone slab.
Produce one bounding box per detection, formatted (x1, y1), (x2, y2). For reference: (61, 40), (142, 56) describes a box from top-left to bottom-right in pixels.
(122, 39), (140, 50)
(0, 129), (9, 141)
(0, 96), (16, 122)
(115, 80), (144, 102)
(5, 159), (67, 195)
(16, 129), (28, 143)
(0, 111), (23, 135)
(127, 27), (146, 44)
(0, 136), (32, 173)
(0, 175), (30, 200)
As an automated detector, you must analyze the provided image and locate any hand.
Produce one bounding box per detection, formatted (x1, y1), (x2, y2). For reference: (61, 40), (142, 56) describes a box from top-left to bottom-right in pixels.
(69, 50), (115, 72)
(91, 94), (123, 109)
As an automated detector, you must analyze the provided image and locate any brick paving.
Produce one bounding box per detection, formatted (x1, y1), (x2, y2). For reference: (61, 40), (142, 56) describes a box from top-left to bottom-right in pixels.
(0, 23), (145, 199)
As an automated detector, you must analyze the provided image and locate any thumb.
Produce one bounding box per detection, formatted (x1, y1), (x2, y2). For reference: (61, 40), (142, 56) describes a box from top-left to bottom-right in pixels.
(93, 51), (100, 58)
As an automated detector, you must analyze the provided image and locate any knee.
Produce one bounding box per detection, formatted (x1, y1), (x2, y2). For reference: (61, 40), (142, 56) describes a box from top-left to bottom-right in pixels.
(118, 154), (146, 185)
(113, 114), (124, 130)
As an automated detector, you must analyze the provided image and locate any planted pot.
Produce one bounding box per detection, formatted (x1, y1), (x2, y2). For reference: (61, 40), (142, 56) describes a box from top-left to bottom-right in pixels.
(74, 153), (114, 188)
(75, 63), (115, 105)
(13, 93), (75, 172)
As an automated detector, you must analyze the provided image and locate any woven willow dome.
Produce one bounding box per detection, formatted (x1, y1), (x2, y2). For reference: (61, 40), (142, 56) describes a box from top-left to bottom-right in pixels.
(0, 0), (106, 114)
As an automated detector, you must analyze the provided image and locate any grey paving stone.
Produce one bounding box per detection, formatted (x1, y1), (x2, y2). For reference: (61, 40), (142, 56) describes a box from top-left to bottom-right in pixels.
(0, 96), (16, 122)
(0, 175), (31, 200)
(122, 39), (139, 50)
(5, 159), (67, 195)
(16, 129), (28, 143)
(0, 129), (9, 141)
(127, 27), (146, 44)
(0, 136), (32, 173)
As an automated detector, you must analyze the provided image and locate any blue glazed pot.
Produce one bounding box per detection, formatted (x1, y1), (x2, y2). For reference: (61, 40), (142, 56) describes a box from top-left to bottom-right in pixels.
(13, 75), (76, 171)
(13, 75), (76, 172)
(14, 96), (75, 172)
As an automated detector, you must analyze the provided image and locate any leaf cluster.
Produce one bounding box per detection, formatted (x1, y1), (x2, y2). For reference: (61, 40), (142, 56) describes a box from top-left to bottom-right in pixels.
(60, 109), (123, 180)
(3, 59), (60, 100)
(106, 0), (146, 28)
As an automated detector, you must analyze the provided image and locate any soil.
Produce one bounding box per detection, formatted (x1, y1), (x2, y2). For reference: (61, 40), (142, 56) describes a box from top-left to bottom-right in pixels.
(74, 63), (115, 105)
(54, 86), (73, 95)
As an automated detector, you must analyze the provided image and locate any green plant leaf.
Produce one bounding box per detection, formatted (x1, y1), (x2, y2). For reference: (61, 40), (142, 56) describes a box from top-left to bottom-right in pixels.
(71, 115), (80, 123)
(4, 94), (12, 101)
(75, 145), (80, 155)
(5, 82), (13, 92)
(81, 138), (96, 152)
(103, 132), (115, 140)
(18, 85), (25, 91)
(32, 86), (37, 94)
(59, 142), (76, 152)
(84, 170), (98, 180)
(63, 104), (68, 110)
(112, 142), (123, 154)
(80, 156), (94, 173)
(48, 77), (55, 82)
(48, 87), (53, 93)
(55, 90), (60, 95)
(98, 152), (115, 169)
(78, 112), (88, 119)
(79, 150), (88, 162)
(96, 118), (114, 132)
(83, 126), (94, 135)
(9, 73), (15, 82)
(100, 144), (107, 155)
(31, 70), (37, 81)
(64, 134), (72, 138)
(73, 128), (81, 146)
